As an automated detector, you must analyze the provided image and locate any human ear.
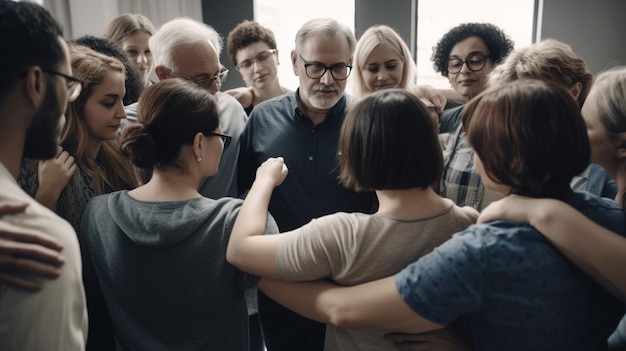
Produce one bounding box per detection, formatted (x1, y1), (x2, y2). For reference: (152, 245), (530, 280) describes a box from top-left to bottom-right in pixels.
(24, 66), (46, 108)
(193, 132), (204, 160)
(291, 50), (299, 76)
(154, 66), (170, 81)
(570, 82), (583, 102)
(615, 133), (626, 160)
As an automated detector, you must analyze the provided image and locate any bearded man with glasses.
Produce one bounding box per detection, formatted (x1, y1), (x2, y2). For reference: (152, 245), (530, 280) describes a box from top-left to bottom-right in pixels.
(237, 18), (377, 351)
(121, 17), (247, 200)
(0, 2), (87, 350)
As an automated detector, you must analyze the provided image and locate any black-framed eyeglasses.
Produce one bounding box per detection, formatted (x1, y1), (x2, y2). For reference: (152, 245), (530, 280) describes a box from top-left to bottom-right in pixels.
(447, 53), (490, 74)
(170, 66), (229, 89)
(298, 55), (352, 81)
(236, 49), (277, 71)
(208, 132), (232, 149)
(42, 68), (83, 102)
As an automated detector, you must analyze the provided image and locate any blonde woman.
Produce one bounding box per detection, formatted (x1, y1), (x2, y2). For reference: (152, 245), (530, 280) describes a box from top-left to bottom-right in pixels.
(348, 25), (416, 97)
(103, 13), (156, 89)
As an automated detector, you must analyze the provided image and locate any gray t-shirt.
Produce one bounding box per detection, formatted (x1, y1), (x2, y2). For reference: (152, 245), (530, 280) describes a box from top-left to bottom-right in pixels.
(276, 200), (478, 351)
(81, 191), (278, 350)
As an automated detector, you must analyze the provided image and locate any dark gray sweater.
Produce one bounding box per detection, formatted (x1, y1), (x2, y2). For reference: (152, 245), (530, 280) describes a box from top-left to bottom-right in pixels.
(81, 191), (277, 351)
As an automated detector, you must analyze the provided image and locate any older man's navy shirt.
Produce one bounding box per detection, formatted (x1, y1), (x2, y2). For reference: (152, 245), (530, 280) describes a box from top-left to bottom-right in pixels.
(238, 90), (376, 232)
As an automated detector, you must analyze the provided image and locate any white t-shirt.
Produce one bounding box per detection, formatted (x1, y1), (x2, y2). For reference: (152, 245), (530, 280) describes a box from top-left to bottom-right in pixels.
(0, 162), (87, 351)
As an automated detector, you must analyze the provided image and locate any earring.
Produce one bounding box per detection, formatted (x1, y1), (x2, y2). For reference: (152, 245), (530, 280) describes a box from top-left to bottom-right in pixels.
(197, 156), (202, 162)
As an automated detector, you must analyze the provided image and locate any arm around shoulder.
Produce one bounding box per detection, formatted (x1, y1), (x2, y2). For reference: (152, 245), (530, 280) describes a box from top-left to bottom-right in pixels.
(479, 195), (626, 303)
(258, 276), (444, 334)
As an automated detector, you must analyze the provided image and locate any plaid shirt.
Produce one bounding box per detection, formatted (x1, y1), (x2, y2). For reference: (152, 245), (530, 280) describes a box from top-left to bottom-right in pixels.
(438, 107), (484, 209)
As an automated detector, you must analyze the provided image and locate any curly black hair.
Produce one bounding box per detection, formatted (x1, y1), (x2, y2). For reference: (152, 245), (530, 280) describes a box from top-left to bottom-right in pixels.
(431, 23), (514, 77)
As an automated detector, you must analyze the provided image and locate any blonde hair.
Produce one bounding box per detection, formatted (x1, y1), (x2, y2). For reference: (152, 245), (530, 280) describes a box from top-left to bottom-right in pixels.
(488, 39), (592, 107)
(349, 25), (416, 97)
(103, 13), (156, 47)
(61, 44), (139, 194)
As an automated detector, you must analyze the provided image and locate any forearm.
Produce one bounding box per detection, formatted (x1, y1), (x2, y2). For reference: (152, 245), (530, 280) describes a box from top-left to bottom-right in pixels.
(530, 200), (626, 302)
(258, 277), (443, 333)
(227, 177), (280, 278)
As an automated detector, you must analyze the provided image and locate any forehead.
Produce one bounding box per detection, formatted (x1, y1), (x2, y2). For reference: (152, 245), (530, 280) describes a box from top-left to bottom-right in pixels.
(299, 33), (351, 63)
(122, 31), (151, 47)
(449, 36), (490, 57)
(89, 71), (126, 97)
(173, 41), (220, 76)
(235, 41), (272, 61)
(365, 43), (402, 63)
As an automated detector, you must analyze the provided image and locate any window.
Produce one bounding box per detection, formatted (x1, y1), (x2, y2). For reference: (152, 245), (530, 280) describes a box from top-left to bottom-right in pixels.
(416, 0), (535, 87)
(254, 0), (355, 90)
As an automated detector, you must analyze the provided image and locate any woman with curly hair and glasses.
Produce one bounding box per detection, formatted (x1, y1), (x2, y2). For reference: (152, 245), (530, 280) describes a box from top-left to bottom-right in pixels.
(436, 23), (514, 210)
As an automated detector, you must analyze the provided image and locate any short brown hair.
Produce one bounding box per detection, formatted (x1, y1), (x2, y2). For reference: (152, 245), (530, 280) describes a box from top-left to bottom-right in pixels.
(339, 89), (442, 191)
(227, 20), (277, 66)
(463, 79), (589, 200)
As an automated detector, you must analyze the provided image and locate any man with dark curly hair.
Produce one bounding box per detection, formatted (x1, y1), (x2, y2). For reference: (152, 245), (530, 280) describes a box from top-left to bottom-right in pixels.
(435, 23), (514, 210)
(225, 20), (290, 115)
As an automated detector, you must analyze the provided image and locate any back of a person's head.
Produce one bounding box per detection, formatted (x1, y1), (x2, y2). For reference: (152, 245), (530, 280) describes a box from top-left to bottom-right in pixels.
(338, 89), (442, 191)
(227, 20), (277, 66)
(103, 13), (156, 47)
(432, 22), (514, 77)
(0, 1), (64, 100)
(150, 17), (222, 71)
(488, 39), (592, 107)
(350, 25), (417, 97)
(294, 18), (356, 55)
(121, 78), (219, 170)
(75, 35), (142, 105)
(463, 79), (589, 200)
(591, 66), (626, 138)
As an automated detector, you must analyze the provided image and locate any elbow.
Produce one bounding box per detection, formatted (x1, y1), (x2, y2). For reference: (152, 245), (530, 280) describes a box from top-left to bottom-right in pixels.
(319, 296), (361, 328)
(225, 245), (241, 267)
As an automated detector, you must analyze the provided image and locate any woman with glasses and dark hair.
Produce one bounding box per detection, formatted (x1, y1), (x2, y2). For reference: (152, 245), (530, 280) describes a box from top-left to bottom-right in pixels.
(252, 80), (626, 351)
(436, 23), (514, 210)
(225, 20), (291, 115)
(227, 89), (478, 350)
(18, 44), (140, 350)
(80, 78), (275, 350)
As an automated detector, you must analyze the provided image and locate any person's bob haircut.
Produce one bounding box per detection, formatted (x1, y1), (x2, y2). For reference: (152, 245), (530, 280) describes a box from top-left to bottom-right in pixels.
(462, 79), (590, 200)
(338, 89), (442, 191)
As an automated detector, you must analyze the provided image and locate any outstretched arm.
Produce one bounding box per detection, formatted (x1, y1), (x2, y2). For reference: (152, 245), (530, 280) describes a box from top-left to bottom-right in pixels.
(257, 276), (444, 334)
(0, 202), (65, 291)
(478, 195), (626, 303)
(227, 157), (288, 279)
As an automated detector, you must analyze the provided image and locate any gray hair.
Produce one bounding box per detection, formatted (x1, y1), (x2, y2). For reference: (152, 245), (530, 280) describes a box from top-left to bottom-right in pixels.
(150, 17), (223, 70)
(294, 18), (356, 55)
(594, 66), (626, 138)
